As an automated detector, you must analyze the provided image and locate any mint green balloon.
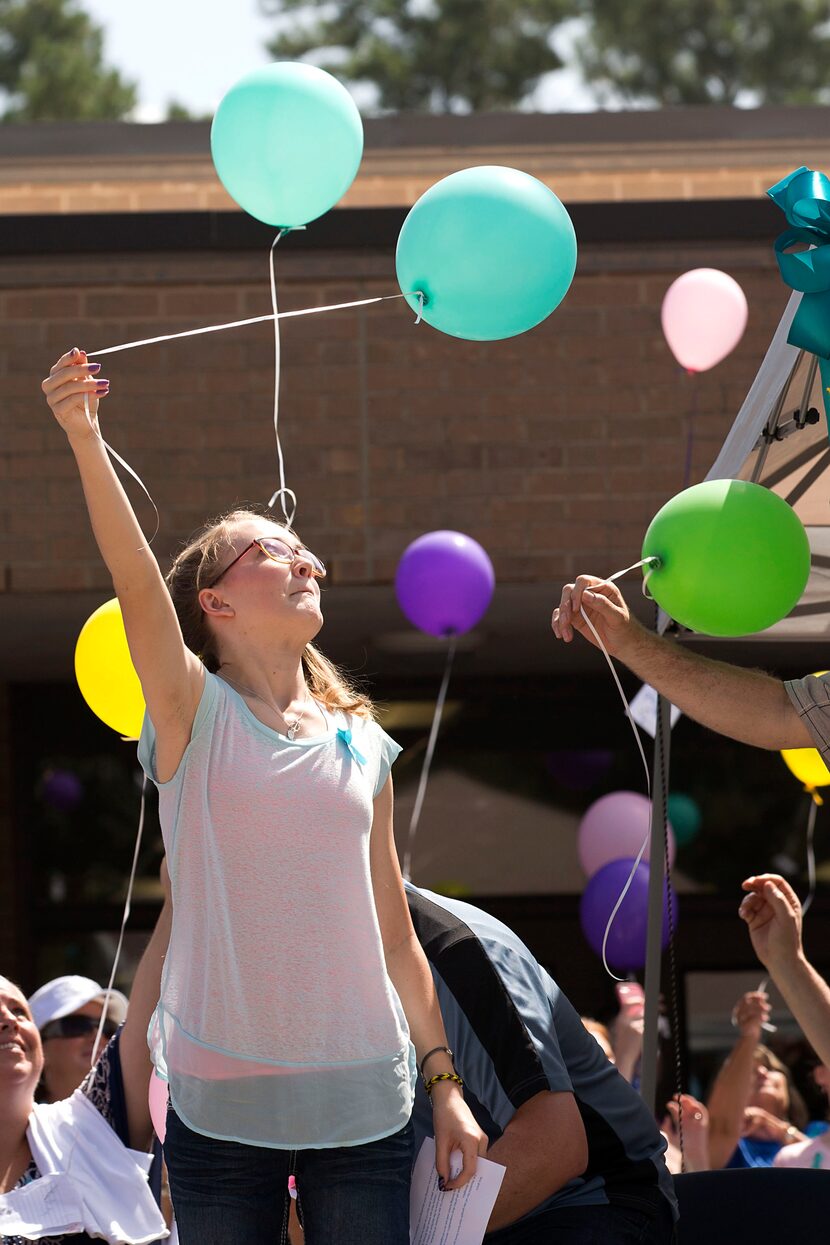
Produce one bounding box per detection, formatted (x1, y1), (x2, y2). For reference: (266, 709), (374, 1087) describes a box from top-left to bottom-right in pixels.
(642, 479), (810, 636)
(211, 63), (363, 227)
(396, 166), (577, 341)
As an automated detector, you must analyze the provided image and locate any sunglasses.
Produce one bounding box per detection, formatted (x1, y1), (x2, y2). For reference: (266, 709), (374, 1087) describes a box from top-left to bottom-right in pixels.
(204, 537), (327, 590)
(40, 1014), (119, 1041)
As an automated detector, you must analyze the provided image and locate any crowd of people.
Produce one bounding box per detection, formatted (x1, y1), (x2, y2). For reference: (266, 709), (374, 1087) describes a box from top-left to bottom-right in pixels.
(2, 354), (830, 1241)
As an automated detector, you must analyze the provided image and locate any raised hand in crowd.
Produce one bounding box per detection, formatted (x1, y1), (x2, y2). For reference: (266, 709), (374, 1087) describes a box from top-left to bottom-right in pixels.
(740, 874), (830, 1070)
(610, 983), (645, 1085)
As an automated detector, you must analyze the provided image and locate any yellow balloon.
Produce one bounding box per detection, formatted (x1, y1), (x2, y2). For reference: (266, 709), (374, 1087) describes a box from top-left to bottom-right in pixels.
(781, 670), (830, 789)
(74, 598), (145, 738)
(781, 747), (830, 790)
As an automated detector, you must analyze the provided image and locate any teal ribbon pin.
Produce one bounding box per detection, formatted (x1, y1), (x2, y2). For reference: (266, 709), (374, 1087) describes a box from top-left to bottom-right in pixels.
(768, 166), (830, 421)
(337, 727), (367, 766)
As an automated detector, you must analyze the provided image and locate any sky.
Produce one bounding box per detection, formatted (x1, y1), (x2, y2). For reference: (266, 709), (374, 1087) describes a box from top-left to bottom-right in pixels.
(83, 0), (595, 121)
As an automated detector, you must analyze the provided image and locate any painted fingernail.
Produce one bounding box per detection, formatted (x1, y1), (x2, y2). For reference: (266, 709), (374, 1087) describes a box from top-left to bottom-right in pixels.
(96, 381), (110, 393)
(88, 362), (101, 373)
(438, 1177), (446, 1191)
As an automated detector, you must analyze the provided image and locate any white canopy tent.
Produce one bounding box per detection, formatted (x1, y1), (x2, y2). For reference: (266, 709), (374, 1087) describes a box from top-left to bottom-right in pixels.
(642, 287), (830, 1109)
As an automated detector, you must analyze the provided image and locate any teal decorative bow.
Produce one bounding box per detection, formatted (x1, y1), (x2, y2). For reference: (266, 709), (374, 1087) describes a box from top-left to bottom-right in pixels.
(337, 727), (366, 767)
(768, 166), (830, 412)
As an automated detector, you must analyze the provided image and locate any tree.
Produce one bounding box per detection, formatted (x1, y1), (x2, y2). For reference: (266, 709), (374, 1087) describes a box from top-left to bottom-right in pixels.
(577, 0), (830, 107)
(260, 0), (571, 112)
(0, 0), (136, 121)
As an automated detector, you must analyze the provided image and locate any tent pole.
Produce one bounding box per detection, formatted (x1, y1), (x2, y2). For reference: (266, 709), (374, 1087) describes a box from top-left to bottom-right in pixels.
(640, 690), (672, 1114)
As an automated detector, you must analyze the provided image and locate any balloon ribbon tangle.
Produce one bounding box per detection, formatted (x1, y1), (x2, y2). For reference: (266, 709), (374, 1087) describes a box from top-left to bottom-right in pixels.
(768, 165), (830, 429)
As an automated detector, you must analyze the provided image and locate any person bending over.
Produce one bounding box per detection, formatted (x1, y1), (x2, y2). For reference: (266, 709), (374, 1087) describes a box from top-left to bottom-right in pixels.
(406, 883), (677, 1244)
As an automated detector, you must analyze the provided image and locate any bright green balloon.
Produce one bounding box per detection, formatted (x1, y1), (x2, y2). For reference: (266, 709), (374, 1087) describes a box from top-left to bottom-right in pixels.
(395, 166), (577, 341)
(211, 63), (363, 227)
(642, 479), (810, 636)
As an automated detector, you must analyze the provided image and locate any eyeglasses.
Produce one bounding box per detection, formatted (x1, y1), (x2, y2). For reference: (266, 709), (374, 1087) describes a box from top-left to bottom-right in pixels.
(204, 537), (327, 589)
(40, 1014), (119, 1041)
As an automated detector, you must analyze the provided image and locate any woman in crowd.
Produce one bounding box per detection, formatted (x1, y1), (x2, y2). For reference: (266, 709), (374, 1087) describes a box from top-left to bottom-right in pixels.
(42, 348), (485, 1245)
(0, 873), (171, 1244)
(707, 989), (809, 1168)
(28, 976), (128, 1104)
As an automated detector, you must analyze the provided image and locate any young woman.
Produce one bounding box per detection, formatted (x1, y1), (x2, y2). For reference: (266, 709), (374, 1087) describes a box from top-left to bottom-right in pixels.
(42, 348), (485, 1245)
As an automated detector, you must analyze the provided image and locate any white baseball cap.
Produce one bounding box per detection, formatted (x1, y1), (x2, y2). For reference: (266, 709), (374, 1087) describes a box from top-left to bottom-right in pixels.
(27, 975), (128, 1031)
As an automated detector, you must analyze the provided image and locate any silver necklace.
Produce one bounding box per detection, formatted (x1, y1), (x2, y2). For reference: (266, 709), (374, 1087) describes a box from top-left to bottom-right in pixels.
(220, 674), (310, 740)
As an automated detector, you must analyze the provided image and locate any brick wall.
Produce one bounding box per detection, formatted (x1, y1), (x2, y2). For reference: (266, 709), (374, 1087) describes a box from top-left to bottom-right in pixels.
(0, 234), (790, 599)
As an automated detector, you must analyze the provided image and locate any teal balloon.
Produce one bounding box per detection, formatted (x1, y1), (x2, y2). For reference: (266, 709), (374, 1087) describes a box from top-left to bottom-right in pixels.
(666, 794), (702, 847)
(396, 166), (577, 341)
(642, 479), (810, 636)
(211, 63), (363, 227)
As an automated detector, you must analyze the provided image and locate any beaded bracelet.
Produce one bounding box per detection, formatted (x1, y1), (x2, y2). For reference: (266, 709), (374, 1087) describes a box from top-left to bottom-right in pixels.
(424, 1071), (464, 1097)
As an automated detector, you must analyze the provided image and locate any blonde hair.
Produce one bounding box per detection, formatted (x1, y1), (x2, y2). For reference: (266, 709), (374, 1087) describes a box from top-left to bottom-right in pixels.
(165, 506), (374, 720)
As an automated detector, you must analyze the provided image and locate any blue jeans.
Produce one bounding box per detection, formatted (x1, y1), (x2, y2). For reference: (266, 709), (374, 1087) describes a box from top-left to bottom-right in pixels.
(164, 1106), (413, 1245)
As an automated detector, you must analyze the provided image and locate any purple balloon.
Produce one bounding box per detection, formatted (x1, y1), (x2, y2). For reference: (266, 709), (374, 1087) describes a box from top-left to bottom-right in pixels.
(580, 857), (673, 971)
(395, 530), (495, 637)
(41, 769), (84, 812)
(578, 790), (675, 879)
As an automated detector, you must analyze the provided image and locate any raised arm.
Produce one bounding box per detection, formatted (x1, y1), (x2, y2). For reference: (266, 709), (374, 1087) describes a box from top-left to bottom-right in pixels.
(706, 991), (770, 1168)
(551, 575), (811, 750)
(42, 349), (203, 774)
(740, 874), (830, 1068)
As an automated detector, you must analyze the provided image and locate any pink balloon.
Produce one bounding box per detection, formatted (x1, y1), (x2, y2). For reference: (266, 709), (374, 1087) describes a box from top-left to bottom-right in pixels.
(661, 268), (748, 372)
(578, 790), (675, 879)
(148, 1071), (168, 1144)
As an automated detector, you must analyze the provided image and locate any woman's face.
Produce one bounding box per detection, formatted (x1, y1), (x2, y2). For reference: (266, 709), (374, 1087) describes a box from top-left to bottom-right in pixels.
(41, 1000), (105, 1096)
(751, 1060), (790, 1118)
(0, 978), (43, 1095)
(202, 519), (324, 644)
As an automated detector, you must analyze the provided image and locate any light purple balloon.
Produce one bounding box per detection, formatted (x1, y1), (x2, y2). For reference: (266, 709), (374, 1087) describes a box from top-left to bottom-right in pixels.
(580, 857), (673, 971)
(395, 530), (495, 637)
(578, 790), (675, 879)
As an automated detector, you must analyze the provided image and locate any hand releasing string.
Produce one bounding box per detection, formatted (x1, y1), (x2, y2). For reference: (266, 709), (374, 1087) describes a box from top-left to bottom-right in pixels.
(577, 555), (662, 980)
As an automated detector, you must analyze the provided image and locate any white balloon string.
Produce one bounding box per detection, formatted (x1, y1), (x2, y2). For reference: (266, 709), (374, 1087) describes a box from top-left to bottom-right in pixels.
(91, 774), (147, 1066)
(85, 292), (420, 358)
(266, 230), (296, 527)
(402, 635), (458, 882)
(578, 555), (661, 980)
(84, 393), (160, 544)
(750, 796), (819, 1032)
(802, 794), (818, 919)
(600, 827), (651, 984)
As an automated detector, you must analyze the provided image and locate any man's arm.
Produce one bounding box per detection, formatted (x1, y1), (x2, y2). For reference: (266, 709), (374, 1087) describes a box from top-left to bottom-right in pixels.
(484, 1091), (588, 1231)
(551, 576), (812, 750)
(740, 874), (830, 1068)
